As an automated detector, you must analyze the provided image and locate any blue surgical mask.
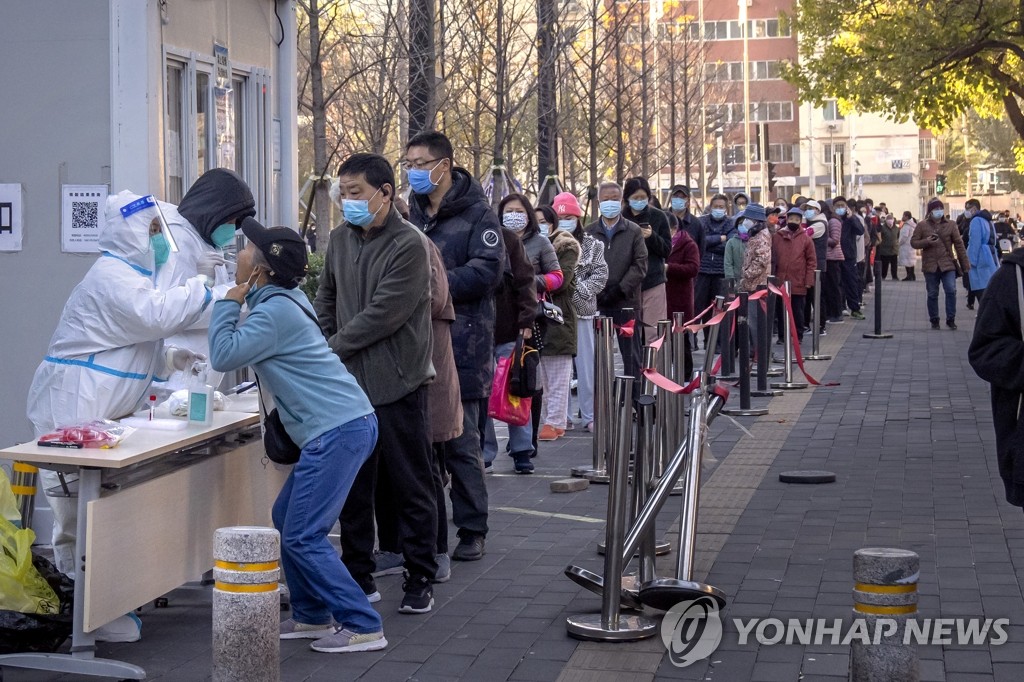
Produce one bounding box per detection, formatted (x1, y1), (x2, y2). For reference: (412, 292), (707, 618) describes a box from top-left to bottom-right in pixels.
(670, 197), (687, 211)
(151, 233), (170, 267)
(502, 212), (528, 232)
(600, 200), (621, 220)
(741, 219), (755, 230)
(737, 224), (750, 236)
(211, 223), (237, 248)
(342, 188), (382, 227)
(931, 209), (945, 220)
(628, 198), (648, 213)
(835, 207), (847, 217)
(408, 160), (444, 195)
(963, 209), (975, 219)
(804, 209), (817, 220)
(558, 218), (577, 232)
(711, 208), (727, 220)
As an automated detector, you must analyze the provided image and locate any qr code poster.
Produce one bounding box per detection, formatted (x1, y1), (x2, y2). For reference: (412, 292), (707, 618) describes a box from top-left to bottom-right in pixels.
(61, 184), (107, 253)
(0, 183), (23, 252)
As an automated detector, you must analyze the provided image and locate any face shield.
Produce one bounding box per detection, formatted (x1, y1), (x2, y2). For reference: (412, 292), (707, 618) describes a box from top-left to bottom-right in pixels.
(119, 195), (179, 253)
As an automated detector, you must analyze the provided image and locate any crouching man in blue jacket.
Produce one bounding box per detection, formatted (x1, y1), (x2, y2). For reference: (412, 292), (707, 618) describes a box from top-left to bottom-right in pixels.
(208, 217), (385, 654)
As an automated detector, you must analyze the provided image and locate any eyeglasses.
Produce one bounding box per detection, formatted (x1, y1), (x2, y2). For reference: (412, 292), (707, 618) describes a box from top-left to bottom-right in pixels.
(401, 157), (443, 171)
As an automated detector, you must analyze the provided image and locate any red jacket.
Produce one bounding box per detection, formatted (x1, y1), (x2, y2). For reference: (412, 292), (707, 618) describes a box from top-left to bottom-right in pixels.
(666, 229), (700, 321)
(772, 227), (817, 296)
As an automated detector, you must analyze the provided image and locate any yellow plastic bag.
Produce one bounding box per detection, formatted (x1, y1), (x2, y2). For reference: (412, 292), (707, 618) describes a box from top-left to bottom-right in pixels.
(0, 469), (20, 523)
(0, 516), (59, 615)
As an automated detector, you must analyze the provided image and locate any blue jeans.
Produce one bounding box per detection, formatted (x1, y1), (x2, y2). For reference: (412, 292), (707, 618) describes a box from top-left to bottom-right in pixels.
(482, 341), (534, 463)
(924, 269), (957, 322)
(272, 414), (382, 633)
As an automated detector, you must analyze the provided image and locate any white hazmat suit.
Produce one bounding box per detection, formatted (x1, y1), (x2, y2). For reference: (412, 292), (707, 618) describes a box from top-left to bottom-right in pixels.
(27, 190), (214, 583)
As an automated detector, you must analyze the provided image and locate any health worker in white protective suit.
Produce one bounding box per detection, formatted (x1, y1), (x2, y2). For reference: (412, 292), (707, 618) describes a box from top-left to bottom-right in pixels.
(156, 168), (257, 392)
(26, 190), (218, 642)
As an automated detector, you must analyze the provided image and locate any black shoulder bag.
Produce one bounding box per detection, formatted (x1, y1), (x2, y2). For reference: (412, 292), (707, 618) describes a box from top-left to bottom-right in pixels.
(254, 293), (321, 465)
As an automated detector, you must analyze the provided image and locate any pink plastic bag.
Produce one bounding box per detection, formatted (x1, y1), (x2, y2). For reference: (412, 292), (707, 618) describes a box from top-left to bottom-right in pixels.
(488, 355), (532, 426)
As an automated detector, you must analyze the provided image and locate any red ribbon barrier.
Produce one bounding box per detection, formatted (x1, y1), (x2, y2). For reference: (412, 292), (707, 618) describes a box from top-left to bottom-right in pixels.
(615, 319), (635, 337)
(766, 282), (839, 387)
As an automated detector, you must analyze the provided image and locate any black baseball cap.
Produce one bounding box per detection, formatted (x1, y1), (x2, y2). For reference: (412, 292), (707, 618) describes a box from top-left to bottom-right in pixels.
(241, 217), (308, 288)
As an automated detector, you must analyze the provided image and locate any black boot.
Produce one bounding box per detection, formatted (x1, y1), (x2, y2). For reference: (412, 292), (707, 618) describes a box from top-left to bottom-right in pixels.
(947, 318), (957, 330)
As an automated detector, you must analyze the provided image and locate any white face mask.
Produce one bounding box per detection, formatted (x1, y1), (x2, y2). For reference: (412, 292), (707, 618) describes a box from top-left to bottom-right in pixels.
(502, 212), (528, 232)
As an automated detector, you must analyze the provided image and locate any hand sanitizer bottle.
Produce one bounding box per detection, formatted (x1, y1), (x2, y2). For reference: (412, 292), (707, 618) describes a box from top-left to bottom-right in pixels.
(188, 362), (214, 426)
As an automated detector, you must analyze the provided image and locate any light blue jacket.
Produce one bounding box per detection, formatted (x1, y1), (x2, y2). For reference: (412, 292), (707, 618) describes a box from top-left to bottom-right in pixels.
(967, 215), (1000, 292)
(209, 284), (374, 448)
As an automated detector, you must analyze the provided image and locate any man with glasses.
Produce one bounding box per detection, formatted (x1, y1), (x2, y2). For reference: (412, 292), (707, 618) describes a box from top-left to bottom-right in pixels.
(405, 131), (504, 562)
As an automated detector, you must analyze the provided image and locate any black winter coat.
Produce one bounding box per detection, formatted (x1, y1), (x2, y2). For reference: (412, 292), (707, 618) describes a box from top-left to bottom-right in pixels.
(494, 229), (537, 345)
(409, 168), (505, 399)
(623, 205), (672, 291)
(969, 248), (1024, 506)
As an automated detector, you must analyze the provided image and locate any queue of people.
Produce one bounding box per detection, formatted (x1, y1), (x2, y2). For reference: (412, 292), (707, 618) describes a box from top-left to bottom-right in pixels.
(31, 129), (995, 657)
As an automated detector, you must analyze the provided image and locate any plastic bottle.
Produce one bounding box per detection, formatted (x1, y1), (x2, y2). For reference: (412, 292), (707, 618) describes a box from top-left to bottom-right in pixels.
(188, 362), (214, 426)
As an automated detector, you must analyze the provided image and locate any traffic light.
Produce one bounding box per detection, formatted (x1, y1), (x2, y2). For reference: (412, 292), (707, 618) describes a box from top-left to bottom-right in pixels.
(767, 162), (778, 191)
(935, 174), (946, 195)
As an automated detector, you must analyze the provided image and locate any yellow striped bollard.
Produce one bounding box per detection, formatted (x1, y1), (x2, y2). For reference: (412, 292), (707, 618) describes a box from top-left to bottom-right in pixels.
(213, 527), (281, 682)
(851, 547), (920, 682)
(11, 462), (39, 529)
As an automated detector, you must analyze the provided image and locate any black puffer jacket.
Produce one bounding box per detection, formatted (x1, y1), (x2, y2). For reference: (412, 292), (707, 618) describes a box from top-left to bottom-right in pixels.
(969, 248), (1024, 506)
(408, 168), (505, 399)
(623, 205), (672, 291)
(176, 168), (256, 246)
(494, 229), (537, 345)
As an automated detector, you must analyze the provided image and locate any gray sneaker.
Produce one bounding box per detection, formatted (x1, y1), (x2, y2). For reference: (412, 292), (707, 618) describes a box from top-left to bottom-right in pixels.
(310, 627), (387, 653)
(433, 553), (451, 583)
(279, 618), (334, 640)
(371, 550), (404, 577)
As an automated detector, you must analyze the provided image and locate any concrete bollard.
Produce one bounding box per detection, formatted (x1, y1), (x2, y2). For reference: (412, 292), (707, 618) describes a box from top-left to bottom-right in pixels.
(850, 548), (920, 682)
(213, 527), (281, 682)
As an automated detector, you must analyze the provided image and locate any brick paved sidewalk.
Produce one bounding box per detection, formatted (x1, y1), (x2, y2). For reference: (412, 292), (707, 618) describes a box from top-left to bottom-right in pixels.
(10, 276), (1024, 681)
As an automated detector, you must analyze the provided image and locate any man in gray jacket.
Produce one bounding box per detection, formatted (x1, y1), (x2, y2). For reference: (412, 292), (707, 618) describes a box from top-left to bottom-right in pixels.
(314, 153), (438, 615)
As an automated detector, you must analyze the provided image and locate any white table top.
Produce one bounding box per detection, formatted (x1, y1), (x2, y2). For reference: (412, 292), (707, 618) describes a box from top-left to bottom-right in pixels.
(0, 411), (259, 469)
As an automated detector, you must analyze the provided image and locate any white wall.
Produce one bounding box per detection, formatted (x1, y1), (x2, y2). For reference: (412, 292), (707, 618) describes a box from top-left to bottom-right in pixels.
(0, 1), (112, 446)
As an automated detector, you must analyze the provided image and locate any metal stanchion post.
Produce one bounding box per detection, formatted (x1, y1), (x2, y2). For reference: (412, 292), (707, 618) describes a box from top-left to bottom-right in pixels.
(806, 270), (832, 361)
(705, 296), (725, 376)
(634, 395), (658, 584)
(574, 316), (613, 478)
(637, 371), (727, 611)
(598, 348), (669, 557)
(752, 285), (781, 398)
(567, 376), (657, 641)
(864, 259), (894, 340)
(719, 295), (738, 380)
(565, 381), (732, 608)
(672, 312), (690, 425)
(723, 291), (768, 416)
(764, 276), (784, 376)
(771, 281), (809, 390)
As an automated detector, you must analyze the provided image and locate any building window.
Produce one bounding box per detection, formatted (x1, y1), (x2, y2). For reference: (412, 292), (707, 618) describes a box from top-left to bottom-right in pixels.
(165, 62), (185, 203)
(823, 100), (844, 121)
(164, 49), (269, 218)
(750, 101), (793, 122)
(769, 143), (796, 164)
(919, 138), (935, 160)
(705, 61), (783, 82)
(824, 142), (846, 165)
(697, 18), (792, 41)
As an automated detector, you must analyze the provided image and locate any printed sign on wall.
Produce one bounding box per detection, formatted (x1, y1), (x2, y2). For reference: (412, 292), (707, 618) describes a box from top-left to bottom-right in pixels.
(0, 183), (23, 252)
(61, 185), (107, 253)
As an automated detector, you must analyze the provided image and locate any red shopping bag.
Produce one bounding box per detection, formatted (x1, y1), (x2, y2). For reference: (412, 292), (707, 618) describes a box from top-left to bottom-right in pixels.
(488, 354), (532, 426)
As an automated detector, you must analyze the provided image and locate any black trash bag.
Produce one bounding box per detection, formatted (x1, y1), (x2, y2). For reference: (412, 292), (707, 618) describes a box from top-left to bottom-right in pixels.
(0, 555), (74, 654)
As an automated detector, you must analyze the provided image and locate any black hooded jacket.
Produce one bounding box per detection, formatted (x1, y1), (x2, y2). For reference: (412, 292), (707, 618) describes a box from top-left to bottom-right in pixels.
(969, 248), (1024, 506)
(177, 168), (256, 246)
(408, 167), (505, 399)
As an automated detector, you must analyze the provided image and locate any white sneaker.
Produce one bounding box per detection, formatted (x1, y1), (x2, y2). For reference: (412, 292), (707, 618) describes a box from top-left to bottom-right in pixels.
(95, 613), (142, 643)
(279, 618), (334, 640)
